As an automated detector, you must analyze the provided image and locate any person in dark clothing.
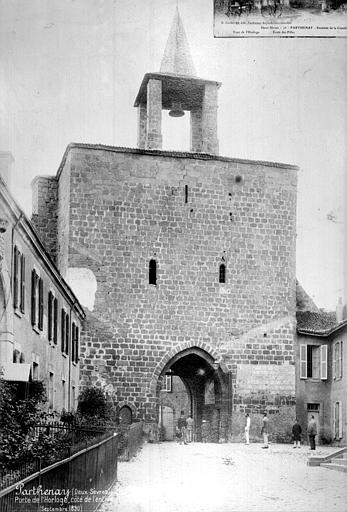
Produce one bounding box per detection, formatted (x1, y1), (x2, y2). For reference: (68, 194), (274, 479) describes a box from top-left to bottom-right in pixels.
(292, 418), (302, 448)
(177, 410), (188, 445)
(307, 415), (317, 450)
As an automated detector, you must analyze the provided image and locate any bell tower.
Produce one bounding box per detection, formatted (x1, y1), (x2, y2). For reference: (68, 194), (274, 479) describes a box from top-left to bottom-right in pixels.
(134, 8), (221, 155)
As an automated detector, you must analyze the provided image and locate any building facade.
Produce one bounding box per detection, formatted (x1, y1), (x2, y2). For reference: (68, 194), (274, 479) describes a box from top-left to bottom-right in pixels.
(0, 170), (85, 414)
(296, 308), (347, 445)
(31, 10), (298, 440)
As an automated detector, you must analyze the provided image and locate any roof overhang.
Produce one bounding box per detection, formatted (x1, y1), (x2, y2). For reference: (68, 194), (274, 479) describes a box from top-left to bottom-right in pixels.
(297, 319), (347, 337)
(1, 363), (31, 382)
(134, 72), (222, 110)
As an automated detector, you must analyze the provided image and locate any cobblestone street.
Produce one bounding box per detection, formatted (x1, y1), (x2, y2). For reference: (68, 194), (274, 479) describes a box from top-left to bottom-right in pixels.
(100, 442), (347, 512)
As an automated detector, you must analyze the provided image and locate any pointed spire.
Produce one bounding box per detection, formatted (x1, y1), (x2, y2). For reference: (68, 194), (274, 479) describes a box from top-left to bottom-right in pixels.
(160, 7), (197, 77)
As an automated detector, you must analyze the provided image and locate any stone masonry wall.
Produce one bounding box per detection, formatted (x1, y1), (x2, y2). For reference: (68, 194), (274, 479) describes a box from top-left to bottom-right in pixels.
(51, 145), (297, 429)
(31, 176), (58, 263)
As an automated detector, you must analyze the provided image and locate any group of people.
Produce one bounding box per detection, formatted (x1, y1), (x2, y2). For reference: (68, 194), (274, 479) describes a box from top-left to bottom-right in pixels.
(176, 410), (318, 449)
(176, 411), (194, 444)
(244, 413), (318, 449)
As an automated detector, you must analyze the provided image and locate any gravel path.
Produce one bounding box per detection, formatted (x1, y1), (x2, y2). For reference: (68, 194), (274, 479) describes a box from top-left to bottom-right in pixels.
(100, 442), (347, 512)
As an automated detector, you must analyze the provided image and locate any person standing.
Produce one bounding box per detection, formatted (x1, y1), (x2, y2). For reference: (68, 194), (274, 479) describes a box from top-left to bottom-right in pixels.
(177, 410), (188, 445)
(261, 412), (269, 449)
(244, 413), (251, 445)
(186, 414), (194, 443)
(307, 415), (317, 450)
(292, 418), (302, 448)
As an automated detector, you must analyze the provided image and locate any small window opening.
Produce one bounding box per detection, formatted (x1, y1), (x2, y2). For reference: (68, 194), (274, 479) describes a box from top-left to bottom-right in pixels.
(185, 185), (188, 203)
(219, 263), (226, 283)
(149, 259), (157, 285)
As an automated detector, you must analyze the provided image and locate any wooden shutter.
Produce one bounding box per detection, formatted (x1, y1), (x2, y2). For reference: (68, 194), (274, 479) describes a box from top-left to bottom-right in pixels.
(320, 344), (327, 380)
(48, 292), (53, 341)
(75, 326), (79, 363)
(65, 314), (70, 355)
(333, 343), (336, 379)
(53, 298), (58, 344)
(13, 246), (19, 308)
(71, 323), (75, 362)
(339, 402), (343, 438)
(38, 278), (44, 330)
(31, 269), (37, 326)
(61, 309), (66, 352)
(20, 254), (25, 313)
(300, 344), (307, 379)
(339, 341), (343, 379)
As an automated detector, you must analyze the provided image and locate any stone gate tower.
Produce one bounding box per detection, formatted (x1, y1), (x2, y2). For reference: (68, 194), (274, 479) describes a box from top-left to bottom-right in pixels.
(32, 9), (298, 441)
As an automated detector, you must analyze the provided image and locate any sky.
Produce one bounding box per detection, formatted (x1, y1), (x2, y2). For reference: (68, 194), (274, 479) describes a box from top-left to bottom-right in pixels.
(0, 0), (346, 310)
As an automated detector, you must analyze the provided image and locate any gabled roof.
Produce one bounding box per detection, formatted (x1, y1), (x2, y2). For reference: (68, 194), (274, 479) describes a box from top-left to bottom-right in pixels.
(296, 311), (347, 337)
(160, 7), (197, 77)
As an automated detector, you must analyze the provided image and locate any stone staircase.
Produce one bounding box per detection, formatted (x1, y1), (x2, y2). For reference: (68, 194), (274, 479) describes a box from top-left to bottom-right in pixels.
(308, 446), (347, 472)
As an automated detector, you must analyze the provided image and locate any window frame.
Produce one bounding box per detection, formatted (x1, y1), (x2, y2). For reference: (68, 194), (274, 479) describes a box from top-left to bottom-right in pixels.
(299, 343), (327, 381)
(333, 340), (343, 380)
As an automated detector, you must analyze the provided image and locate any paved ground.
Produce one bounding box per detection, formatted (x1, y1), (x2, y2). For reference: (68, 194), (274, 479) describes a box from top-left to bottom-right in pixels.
(100, 442), (347, 512)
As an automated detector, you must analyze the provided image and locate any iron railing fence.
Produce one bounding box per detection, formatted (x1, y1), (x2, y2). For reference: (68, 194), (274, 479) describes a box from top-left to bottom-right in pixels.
(0, 433), (118, 512)
(0, 422), (117, 491)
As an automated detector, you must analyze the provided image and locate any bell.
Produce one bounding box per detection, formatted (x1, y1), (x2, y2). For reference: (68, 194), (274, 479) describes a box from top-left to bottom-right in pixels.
(169, 101), (185, 118)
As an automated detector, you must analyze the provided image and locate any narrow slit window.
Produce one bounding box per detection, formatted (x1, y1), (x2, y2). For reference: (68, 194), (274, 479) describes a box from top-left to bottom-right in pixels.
(149, 259), (157, 285)
(185, 185), (188, 203)
(219, 263), (226, 283)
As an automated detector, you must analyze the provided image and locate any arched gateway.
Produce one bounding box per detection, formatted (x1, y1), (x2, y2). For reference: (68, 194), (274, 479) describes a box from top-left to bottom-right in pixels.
(154, 347), (231, 442)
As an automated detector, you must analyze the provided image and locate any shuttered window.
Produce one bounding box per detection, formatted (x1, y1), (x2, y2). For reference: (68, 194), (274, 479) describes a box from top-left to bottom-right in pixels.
(13, 246), (19, 308)
(53, 298), (58, 344)
(71, 323), (75, 362)
(320, 344), (327, 380)
(61, 309), (66, 352)
(71, 322), (79, 364)
(20, 254), (25, 313)
(300, 344), (307, 379)
(334, 341), (343, 380)
(75, 326), (79, 363)
(334, 402), (343, 439)
(65, 313), (70, 355)
(38, 278), (44, 331)
(31, 269), (38, 326)
(48, 291), (53, 341)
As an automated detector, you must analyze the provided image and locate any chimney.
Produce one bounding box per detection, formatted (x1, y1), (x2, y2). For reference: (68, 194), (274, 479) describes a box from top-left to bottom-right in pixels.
(0, 151), (14, 189)
(336, 297), (344, 323)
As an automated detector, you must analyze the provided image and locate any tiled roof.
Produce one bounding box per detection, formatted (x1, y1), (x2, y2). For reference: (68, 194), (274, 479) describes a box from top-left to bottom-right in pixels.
(296, 311), (346, 336)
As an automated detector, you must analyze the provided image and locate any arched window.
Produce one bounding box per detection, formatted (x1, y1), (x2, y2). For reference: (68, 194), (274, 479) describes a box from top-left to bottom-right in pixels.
(219, 263), (226, 283)
(149, 259), (157, 285)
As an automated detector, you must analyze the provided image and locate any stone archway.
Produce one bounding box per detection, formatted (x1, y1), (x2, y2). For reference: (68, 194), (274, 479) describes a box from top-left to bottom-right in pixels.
(156, 346), (230, 442)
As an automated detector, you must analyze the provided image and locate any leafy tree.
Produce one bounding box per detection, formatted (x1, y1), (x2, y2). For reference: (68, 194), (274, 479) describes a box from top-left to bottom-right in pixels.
(0, 379), (47, 469)
(77, 386), (109, 420)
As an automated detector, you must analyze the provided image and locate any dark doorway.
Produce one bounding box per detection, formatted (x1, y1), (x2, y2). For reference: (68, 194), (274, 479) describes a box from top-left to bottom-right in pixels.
(158, 348), (228, 443)
(119, 405), (132, 425)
